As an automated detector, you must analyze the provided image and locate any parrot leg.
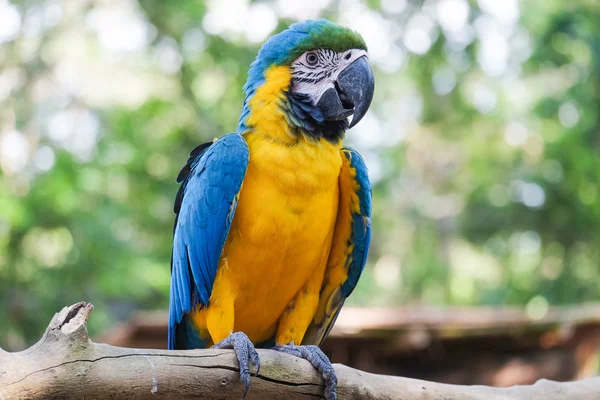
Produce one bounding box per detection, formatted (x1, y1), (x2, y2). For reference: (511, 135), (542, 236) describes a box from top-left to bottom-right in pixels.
(212, 331), (261, 399)
(275, 343), (337, 400)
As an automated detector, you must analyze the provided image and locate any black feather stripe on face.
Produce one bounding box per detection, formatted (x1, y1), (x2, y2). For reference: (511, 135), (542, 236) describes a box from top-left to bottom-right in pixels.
(292, 50), (338, 78)
(292, 49), (338, 86)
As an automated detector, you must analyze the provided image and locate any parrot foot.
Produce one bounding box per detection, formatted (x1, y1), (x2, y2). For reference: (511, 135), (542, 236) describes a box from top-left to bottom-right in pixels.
(212, 331), (260, 399)
(275, 343), (337, 400)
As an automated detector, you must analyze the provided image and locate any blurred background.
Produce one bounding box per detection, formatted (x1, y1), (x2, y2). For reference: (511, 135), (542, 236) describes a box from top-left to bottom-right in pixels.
(2, 0), (600, 386)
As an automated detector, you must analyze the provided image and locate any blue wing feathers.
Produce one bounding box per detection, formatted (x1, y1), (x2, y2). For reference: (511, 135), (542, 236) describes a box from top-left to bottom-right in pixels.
(174, 141), (213, 214)
(341, 147), (372, 298)
(169, 134), (250, 349)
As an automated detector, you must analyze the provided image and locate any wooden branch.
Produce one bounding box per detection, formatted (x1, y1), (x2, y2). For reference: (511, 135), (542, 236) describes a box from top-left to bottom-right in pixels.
(1, 303), (599, 399)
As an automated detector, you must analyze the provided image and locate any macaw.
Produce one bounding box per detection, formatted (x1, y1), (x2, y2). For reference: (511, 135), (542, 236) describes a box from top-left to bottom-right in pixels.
(168, 19), (374, 400)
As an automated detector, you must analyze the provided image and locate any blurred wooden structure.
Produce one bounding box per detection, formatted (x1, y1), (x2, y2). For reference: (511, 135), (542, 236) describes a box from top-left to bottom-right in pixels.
(98, 304), (600, 386)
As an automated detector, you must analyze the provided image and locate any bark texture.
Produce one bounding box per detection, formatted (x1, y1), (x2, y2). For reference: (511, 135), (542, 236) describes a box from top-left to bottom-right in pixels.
(1, 302), (598, 399)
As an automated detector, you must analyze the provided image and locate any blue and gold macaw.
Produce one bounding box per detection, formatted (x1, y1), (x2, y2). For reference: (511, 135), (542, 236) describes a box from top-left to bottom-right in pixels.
(168, 19), (374, 400)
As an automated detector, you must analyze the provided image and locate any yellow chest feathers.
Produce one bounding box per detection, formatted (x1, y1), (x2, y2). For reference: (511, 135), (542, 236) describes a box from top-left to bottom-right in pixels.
(221, 133), (342, 341)
(245, 133), (342, 190)
(235, 133), (342, 245)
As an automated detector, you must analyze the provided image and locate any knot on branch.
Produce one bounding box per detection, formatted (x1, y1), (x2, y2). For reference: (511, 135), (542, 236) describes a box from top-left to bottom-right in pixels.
(46, 301), (94, 342)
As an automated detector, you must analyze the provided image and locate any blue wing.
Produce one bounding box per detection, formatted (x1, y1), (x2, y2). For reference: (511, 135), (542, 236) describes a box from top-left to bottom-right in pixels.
(303, 147), (372, 346)
(168, 134), (250, 350)
(340, 148), (371, 298)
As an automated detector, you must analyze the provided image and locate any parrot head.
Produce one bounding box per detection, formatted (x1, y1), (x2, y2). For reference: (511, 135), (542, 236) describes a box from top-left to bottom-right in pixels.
(238, 19), (375, 142)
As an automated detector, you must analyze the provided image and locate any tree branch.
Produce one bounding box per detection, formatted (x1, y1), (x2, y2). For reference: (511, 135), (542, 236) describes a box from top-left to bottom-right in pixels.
(0, 303), (598, 399)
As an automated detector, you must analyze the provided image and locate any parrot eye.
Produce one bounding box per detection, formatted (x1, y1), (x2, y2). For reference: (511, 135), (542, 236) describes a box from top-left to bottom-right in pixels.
(306, 52), (318, 66)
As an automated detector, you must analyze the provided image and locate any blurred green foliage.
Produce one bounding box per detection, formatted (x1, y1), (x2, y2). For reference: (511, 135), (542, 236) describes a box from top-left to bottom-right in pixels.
(1, 0), (600, 350)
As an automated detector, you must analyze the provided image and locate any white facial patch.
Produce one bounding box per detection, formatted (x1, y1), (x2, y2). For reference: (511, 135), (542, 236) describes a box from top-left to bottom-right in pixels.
(290, 49), (368, 106)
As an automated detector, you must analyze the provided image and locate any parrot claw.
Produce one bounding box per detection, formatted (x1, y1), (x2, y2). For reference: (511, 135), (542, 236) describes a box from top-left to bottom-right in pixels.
(276, 343), (337, 400)
(212, 331), (260, 399)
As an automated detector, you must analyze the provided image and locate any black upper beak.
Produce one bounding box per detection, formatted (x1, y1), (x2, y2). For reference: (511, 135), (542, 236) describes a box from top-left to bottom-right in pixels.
(316, 56), (375, 128)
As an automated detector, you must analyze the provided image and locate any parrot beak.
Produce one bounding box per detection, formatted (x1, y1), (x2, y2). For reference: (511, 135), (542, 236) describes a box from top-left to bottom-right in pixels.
(316, 55), (375, 128)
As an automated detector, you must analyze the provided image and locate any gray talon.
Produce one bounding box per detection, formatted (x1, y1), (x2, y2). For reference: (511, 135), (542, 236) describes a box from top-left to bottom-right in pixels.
(277, 343), (338, 400)
(212, 332), (260, 399)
